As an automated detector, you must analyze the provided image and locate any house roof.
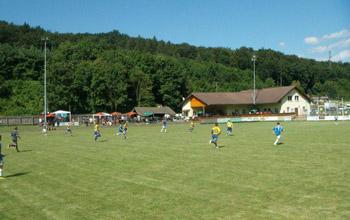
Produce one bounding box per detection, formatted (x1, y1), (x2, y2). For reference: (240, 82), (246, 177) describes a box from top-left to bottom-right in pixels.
(188, 86), (310, 106)
(133, 106), (176, 115)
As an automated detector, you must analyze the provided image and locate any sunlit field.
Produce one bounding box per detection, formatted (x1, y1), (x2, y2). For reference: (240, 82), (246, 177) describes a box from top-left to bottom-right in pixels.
(0, 121), (349, 219)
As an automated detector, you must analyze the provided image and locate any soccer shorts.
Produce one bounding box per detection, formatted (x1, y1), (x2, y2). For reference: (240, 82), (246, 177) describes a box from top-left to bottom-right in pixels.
(211, 134), (219, 143)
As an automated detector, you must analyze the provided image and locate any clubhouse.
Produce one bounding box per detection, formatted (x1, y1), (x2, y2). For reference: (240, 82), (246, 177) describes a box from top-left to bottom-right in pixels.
(182, 86), (311, 117)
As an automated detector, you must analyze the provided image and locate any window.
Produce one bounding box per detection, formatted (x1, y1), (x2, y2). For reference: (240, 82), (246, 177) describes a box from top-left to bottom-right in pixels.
(275, 108), (279, 113)
(287, 107), (290, 112)
(303, 106), (307, 112)
(288, 96), (292, 101)
(295, 95), (299, 101)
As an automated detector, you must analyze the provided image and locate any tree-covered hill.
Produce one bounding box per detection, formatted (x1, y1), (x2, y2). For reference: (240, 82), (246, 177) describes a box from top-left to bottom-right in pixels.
(0, 21), (349, 115)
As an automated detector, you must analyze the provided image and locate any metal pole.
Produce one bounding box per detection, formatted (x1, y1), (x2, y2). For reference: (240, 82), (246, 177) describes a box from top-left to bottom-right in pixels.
(252, 55), (256, 105)
(43, 37), (48, 129)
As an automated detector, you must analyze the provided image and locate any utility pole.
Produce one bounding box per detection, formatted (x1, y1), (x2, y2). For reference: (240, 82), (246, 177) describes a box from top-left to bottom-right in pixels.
(328, 50), (332, 68)
(42, 37), (48, 130)
(251, 55), (257, 105)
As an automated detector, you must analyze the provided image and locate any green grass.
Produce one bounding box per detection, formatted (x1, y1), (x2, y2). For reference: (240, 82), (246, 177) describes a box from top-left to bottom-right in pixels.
(0, 121), (349, 220)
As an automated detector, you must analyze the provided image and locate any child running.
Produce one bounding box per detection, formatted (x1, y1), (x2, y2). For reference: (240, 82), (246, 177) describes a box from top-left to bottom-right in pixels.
(272, 122), (284, 145)
(226, 120), (233, 136)
(65, 122), (73, 135)
(94, 123), (101, 142)
(115, 123), (123, 136)
(0, 134), (2, 155)
(0, 152), (3, 178)
(160, 118), (168, 133)
(189, 120), (195, 132)
(123, 121), (128, 139)
(209, 123), (221, 148)
(9, 127), (20, 152)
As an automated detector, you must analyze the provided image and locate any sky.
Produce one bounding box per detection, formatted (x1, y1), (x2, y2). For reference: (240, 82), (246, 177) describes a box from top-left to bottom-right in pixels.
(0, 0), (349, 62)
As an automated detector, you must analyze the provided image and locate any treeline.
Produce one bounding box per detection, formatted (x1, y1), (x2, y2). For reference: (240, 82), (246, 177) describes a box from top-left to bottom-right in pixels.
(0, 21), (349, 115)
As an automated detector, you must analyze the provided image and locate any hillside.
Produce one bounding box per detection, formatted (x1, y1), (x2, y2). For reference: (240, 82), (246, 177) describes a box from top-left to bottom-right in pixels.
(1, 21), (349, 115)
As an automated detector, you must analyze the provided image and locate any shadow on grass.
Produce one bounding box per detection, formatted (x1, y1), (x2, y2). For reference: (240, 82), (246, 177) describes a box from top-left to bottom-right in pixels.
(99, 139), (108, 143)
(215, 145), (225, 149)
(277, 142), (284, 145)
(6, 172), (30, 178)
(19, 150), (32, 153)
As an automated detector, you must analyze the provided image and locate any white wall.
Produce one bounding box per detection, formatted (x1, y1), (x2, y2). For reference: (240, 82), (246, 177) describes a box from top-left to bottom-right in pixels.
(182, 100), (194, 117)
(280, 89), (310, 115)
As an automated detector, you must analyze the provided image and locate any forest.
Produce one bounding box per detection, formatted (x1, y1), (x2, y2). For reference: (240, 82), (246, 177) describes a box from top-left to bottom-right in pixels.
(1, 20), (349, 115)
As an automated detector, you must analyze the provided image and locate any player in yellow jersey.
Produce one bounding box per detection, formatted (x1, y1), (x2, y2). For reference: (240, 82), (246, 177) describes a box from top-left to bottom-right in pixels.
(189, 120), (195, 132)
(226, 120), (233, 136)
(123, 121), (128, 139)
(94, 123), (101, 141)
(209, 122), (221, 148)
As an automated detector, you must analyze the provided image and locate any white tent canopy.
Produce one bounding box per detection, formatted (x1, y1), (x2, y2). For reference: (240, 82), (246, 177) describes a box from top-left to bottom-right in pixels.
(53, 110), (71, 114)
(93, 112), (112, 117)
(52, 110), (72, 125)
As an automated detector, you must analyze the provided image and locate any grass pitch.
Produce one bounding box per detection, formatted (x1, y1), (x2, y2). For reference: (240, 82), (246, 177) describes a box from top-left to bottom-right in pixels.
(0, 121), (349, 219)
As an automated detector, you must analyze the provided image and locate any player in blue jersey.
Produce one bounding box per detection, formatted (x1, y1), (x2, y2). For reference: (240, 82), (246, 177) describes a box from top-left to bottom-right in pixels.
(272, 122), (284, 145)
(116, 123), (124, 136)
(9, 127), (20, 152)
(160, 118), (168, 133)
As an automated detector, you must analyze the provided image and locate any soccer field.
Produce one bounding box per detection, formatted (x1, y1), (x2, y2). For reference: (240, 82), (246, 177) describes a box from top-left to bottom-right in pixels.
(0, 121), (349, 219)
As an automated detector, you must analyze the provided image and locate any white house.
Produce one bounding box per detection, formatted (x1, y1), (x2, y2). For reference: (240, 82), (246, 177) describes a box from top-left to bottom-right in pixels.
(182, 86), (311, 117)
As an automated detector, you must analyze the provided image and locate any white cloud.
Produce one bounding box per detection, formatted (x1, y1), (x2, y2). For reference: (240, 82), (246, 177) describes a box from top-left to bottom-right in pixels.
(304, 29), (350, 45)
(279, 42), (286, 48)
(311, 38), (350, 53)
(330, 38), (350, 49)
(304, 37), (319, 45)
(322, 29), (350, 40)
(311, 45), (328, 53)
(332, 50), (350, 62)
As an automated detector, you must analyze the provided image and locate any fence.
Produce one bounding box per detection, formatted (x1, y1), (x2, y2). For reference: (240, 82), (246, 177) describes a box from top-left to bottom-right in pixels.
(0, 114), (93, 126)
(1, 113), (350, 126)
(0, 116), (39, 126)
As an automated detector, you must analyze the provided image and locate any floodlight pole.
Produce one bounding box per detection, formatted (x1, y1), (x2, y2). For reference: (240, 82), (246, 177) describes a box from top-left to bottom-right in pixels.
(252, 55), (257, 105)
(42, 37), (48, 129)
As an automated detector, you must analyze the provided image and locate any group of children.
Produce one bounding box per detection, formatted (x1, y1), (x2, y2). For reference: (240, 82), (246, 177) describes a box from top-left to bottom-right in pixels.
(93, 121), (129, 142)
(156, 118), (283, 148)
(208, 120), (284, 148)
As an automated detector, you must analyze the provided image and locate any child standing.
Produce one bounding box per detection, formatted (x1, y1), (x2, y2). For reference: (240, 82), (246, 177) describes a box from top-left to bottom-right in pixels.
(272, 122), (284, 145)
(9, 127), (20, 152)
(209, 123), (221, 148)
